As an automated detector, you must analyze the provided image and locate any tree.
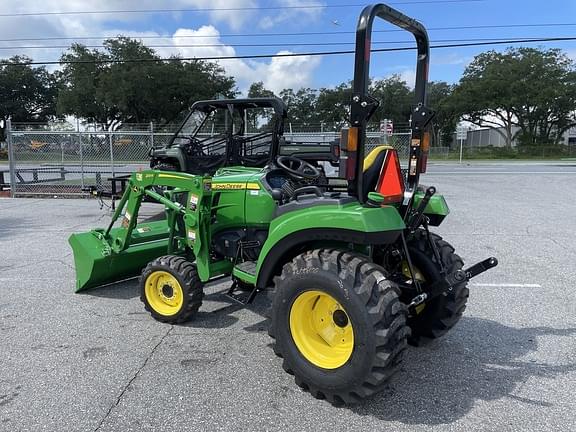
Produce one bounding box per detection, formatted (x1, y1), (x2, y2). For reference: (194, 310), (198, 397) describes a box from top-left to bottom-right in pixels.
(370, 75), (412, 127)
(245, 82), (276, 131)
(57, 37), (237, 129)
(57, 44), (113, 126)
(279, 88), (319, 127)
(247, 81), (275, 98)
(0, 56), (58, 139)
(316, 82), (352, 129)
(427, 81), (457, 146)
(451, 48), (576, 147)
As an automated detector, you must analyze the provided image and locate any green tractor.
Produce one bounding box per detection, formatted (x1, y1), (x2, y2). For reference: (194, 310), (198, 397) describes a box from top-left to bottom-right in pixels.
(69, 3), (497, 405)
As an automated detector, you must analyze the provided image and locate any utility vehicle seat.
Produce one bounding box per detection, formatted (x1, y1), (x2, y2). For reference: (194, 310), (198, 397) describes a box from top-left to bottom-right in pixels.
(362, 145), (393, 197)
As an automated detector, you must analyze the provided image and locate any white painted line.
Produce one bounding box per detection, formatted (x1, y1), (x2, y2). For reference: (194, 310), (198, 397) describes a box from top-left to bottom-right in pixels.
(431, 171), (576, 175)
(471, 283), (542, 288)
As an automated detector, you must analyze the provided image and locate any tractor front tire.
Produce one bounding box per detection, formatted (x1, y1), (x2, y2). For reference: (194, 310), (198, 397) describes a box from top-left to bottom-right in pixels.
(139, 255), (203, 324)
(269, 249), (409, 405)
(406, 229), (469, 345)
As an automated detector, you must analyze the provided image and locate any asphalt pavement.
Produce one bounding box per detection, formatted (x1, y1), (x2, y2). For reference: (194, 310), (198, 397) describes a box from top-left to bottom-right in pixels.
(0, 161), (575, 432)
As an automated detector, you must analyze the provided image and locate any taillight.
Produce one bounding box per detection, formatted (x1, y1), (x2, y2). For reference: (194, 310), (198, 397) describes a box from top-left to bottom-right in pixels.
(376, 149), (405, 204)
(420, 132), (430, 174)
(340, 127), (359, 182)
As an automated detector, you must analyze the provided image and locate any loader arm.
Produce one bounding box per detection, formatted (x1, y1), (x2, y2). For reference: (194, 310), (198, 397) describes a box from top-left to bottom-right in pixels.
(69, 170), (214, 291)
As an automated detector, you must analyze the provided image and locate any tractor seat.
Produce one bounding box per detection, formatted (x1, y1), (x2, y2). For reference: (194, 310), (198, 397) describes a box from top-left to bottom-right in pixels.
(362, 145), (393, 197)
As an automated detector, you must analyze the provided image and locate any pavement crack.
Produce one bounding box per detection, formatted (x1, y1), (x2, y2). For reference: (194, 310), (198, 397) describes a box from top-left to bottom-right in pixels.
(93, 326), (174, 432)
(547, 236), (575, 254)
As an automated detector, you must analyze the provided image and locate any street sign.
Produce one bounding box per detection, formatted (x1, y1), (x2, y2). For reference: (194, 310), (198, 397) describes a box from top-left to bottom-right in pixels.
(380, 119), (394, 135)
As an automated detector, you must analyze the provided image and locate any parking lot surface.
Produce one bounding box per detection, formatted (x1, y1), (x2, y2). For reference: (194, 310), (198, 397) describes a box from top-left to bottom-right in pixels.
(1, 161), (575, 432)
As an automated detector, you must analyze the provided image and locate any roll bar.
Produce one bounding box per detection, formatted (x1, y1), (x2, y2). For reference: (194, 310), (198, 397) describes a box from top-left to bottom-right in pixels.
(349, 4), (432, 202)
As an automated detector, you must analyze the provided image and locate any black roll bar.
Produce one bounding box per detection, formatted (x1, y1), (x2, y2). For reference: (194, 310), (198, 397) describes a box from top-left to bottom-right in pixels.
(349, 4), (431, 202)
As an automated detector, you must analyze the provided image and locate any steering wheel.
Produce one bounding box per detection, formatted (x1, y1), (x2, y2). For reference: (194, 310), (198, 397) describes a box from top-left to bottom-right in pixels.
(276, 156), (321, 180)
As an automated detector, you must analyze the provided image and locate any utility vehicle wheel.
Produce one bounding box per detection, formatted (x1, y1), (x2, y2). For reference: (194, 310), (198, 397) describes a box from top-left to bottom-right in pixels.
(406, 229), (468, 345)
(139, 255), (203, 323)
(269, 249), (409, 405)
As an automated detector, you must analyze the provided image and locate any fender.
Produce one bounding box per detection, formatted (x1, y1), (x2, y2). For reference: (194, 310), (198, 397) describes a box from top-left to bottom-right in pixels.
(255, 202), (405, 288)
(412, 191), (450, 226)
(151, 147), (187, 171)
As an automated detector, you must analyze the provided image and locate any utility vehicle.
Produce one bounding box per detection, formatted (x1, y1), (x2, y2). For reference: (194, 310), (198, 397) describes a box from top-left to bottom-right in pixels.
(70, 3), (497, 405)
(148, 97), (339, 175)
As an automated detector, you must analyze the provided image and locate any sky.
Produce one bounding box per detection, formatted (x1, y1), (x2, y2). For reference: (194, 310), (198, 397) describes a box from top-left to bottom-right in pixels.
(1, 0), (575, 94)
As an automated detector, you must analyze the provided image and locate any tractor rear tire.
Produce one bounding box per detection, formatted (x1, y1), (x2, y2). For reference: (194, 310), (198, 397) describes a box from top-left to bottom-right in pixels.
(139, 255), (203, 324)
(406, 229), (468, 345)
(268, 249), (410, 405)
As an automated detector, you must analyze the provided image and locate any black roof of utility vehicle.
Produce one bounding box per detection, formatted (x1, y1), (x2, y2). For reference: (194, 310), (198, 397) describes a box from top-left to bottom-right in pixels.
(190, 98), (288, 117)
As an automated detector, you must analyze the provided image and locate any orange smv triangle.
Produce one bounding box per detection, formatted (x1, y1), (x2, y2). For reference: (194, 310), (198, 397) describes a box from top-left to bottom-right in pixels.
(376, 150), (404, 203)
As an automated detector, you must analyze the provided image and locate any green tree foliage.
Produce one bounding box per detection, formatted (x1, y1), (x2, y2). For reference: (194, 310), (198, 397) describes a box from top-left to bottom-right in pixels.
(279, 87), (320, 126)
(370, 75), (412, 126)
(427, 81), (457, 145)
(451, 47), (576, 146)
(57, 37), (236, 128)
(247, 81), (275, 99)
(316, 82), (352, 129)
(0, 56), (59, 139)
(57, 44), (112, 126)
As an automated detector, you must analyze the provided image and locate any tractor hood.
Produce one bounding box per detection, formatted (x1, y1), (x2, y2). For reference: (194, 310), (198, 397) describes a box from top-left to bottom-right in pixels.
(211, 167), (264, 188)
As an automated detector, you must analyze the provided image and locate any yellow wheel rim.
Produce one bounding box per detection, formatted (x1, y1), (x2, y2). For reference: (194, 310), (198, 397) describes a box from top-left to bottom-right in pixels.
(144, 271), (184, 316)
(289, 290), (354, 369)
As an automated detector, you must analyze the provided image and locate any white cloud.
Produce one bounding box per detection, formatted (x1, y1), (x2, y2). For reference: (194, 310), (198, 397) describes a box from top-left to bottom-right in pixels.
(259, 0), (325, 30)
(432, 53), (472, 66)
(168, 25), (321, 94)
(565, 49), (576, 62)
(0, 0), (257, 29)
(253, 51), (321, 94)
(0, 2), (322, 92)
(399, 69), (416, 89)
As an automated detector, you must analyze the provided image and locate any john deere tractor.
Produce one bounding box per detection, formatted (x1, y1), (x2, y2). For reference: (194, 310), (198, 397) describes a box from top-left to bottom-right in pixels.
(69, 3), (497, 405)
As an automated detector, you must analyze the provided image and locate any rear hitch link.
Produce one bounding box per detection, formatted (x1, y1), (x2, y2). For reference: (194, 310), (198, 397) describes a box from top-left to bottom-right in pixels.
(406, 186), (436, 231)
(407, 257), (498, 312)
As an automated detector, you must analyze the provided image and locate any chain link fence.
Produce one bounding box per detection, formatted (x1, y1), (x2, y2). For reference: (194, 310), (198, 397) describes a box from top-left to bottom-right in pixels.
(1, 120), (411, 197)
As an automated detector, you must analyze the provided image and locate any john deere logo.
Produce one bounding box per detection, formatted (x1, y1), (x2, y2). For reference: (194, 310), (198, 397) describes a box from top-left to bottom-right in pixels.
(212, 183), (245, 190)
(136, 173), (143, 181)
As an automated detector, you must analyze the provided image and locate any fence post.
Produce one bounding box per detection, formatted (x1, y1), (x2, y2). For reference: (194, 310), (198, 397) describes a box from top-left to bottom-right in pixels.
(109, 130), (116, 178)
(77, 118), (84, 190)
(6, 119), (16, 198)
(149, 121), (154, 149)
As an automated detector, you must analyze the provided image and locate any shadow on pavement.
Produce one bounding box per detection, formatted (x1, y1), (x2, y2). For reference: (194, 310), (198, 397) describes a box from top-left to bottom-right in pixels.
(79, 278), (140, 300)
(353, 317), (576, 425)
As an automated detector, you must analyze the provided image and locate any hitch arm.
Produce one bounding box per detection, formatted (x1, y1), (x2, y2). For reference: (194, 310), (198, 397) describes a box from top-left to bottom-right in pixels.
(464, 257), (499, 279)
(407, 257), (499, 310)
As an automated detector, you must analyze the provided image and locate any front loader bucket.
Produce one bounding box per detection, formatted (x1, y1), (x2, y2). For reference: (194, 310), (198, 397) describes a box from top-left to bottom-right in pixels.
(69, 222), (171, 292)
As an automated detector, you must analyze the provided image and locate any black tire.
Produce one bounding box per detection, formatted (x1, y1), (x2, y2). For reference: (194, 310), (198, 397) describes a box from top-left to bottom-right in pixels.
(139, 255), (203, 324)
(406, 229), (468, 345)
(268, 249), (410, 405)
